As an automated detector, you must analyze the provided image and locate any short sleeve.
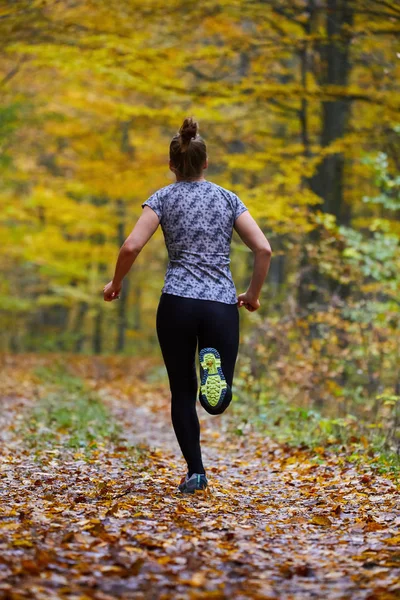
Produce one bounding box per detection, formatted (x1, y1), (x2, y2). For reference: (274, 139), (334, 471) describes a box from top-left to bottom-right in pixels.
(233, 193), (248, 221)
(141, 191), (162, 220)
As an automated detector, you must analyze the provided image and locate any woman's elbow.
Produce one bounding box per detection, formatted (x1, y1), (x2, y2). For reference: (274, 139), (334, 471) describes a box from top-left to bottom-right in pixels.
(122, 241), (141, 258)
(255, 243), (272, 257)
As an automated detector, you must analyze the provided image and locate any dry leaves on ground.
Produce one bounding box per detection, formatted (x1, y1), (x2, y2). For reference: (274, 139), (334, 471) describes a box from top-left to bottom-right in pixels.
(0, 354), (399, 600)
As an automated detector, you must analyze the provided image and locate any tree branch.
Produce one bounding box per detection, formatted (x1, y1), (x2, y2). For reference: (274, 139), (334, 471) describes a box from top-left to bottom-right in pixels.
(0, 59), (25, 87)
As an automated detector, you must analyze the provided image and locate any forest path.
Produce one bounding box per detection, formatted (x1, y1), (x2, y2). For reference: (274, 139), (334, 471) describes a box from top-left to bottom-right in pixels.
(0, 354), (399, 600)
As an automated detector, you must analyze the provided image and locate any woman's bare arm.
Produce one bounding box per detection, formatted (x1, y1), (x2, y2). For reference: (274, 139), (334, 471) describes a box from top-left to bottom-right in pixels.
(103, 206), (160, 301)
(234, 211), (272, 311)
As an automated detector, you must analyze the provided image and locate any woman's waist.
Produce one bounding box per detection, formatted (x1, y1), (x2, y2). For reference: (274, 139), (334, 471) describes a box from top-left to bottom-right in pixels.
(167, 250), (231, 266)
(165, 262), (234, 284)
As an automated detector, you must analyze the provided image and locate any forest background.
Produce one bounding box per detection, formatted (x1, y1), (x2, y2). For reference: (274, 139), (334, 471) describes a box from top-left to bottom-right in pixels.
(1, 0), (399, 470)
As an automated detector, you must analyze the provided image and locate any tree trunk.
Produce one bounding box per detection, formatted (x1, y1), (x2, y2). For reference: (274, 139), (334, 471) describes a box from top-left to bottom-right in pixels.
(298, 0), (354, 307)
(310, 0), (354, 221)
(132, 285), (141, 331)
(115, 199), (129, 353)
(92, 307), (103, 355)
(93, 265), (106, 355)
(72, 301), (88, 353)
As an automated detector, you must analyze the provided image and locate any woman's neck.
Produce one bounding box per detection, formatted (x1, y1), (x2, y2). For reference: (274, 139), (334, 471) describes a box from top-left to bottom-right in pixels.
(175, 175), (206, 183)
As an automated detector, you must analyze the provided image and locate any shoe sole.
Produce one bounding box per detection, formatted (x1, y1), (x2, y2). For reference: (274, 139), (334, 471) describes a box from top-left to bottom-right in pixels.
(199, 347), (227, 411)
(178, 485), (208, 494)
(178, 474), (208, 494)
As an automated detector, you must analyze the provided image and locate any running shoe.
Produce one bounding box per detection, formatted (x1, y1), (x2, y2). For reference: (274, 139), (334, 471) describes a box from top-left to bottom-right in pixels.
(178, 473), (208, 494)
(199, 347), (232, 415)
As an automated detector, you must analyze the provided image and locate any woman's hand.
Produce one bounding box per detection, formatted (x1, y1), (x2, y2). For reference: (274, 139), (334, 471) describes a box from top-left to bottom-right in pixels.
(237, 292), (260, 312)
(103, 280), (121, 302)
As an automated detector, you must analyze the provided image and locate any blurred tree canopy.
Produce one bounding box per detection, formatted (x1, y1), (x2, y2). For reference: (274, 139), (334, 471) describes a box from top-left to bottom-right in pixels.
(0, 0), (399, 422)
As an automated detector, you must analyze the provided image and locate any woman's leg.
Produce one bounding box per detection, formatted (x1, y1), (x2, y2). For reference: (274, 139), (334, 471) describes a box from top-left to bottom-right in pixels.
(197, 300), (240, 414)
(156, 294), (205, 476)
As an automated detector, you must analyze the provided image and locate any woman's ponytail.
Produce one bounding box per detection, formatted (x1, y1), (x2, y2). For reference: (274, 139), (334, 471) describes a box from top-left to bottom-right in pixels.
(170, 117), (207, 180)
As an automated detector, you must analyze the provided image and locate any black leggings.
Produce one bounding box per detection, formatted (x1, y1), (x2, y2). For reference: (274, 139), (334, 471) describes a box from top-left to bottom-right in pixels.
(156, 293), (240, 476)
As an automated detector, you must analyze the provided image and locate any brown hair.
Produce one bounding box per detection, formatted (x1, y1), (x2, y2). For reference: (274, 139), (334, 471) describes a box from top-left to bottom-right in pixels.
(169, 117), (207, 180)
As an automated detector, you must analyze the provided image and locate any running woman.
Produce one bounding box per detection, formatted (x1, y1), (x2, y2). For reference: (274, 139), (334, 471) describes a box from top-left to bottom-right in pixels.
(103, 117), (272, 494)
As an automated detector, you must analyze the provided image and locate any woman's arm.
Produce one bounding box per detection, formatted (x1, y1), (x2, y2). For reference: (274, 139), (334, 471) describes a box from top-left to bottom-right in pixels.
(234, 211), (272, 312)
(103, 206), (160, 302)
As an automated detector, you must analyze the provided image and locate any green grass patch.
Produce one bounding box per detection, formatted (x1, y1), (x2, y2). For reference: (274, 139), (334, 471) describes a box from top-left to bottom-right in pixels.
(231, 391), (400, 480)
(20, 364), (123, 452)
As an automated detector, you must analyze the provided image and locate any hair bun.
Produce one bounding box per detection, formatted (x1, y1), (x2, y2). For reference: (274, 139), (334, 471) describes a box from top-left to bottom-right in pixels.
(179, 117), (198, 148)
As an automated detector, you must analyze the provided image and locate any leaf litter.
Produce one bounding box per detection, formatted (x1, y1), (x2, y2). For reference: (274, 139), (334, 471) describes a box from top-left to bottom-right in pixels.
(0, 354), (399, 599)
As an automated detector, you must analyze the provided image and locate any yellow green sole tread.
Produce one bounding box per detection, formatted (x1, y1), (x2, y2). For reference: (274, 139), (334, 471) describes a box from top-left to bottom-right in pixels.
(199, 347), (227, 410)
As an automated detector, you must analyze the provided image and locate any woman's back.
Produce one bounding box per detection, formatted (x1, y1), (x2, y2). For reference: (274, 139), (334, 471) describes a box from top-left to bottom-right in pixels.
(142, 180), (248, 303)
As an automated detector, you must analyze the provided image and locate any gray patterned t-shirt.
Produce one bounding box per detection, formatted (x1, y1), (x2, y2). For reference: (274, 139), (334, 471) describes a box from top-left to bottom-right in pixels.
(141, 180), (248, 304)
